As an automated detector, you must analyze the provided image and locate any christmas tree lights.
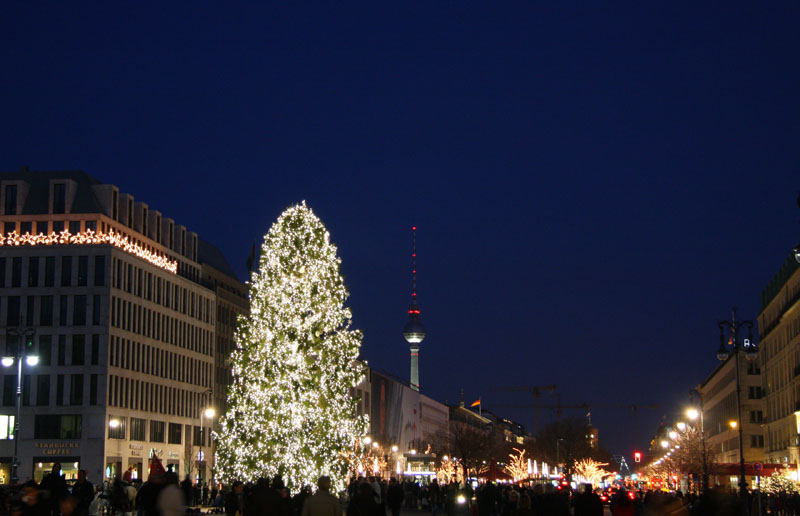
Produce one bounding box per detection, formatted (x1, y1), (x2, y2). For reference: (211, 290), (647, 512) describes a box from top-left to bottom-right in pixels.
(215, 202), (367, 493)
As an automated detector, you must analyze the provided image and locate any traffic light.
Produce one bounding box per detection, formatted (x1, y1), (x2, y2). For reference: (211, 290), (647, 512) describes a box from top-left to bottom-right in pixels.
(634, 451), (642, 463)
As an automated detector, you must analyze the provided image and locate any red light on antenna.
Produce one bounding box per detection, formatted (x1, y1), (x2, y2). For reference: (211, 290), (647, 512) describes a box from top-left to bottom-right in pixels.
(412, 226), (416, 230)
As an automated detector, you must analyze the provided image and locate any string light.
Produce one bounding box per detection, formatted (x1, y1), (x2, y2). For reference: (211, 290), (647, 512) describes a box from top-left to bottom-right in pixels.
(215, 202), (367, 493)
(0, 229), (177, 273)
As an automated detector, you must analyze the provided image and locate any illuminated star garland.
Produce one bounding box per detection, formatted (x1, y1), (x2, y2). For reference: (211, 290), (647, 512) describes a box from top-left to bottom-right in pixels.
(0, 229), (178, 273)
(215, 202), (367, 493)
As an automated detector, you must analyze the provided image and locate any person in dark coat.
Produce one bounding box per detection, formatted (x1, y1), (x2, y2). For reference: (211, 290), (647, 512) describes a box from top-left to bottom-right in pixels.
(39, 463), (68, 516)
(225, 481), (245, 516)
(573, 484), (602, 516)
(181, 476), (193, 507)
(386, 478), (404, 516)
(346, 483), (382, 516)
(71, 470), (95, 516)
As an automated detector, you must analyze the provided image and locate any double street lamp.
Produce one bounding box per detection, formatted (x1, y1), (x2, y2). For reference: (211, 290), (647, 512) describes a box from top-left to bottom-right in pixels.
(3, 328), (38, 484)
(716, 308), (757, 497)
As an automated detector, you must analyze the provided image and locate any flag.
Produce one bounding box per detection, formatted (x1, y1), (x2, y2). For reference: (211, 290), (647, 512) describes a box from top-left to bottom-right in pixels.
(471, 399), (481, 407)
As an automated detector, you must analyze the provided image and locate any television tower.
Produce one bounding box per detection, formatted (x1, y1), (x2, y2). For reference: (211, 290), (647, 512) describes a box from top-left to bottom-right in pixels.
(403, 225), (425, 391)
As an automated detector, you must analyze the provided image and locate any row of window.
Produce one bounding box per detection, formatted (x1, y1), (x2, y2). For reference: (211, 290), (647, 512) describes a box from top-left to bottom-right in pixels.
(110, 336), (211, 388)
(111, 297), (212, 357)
(0, 255), (106, 289)
(2, 373), (101, 407)
(108, 416), (210, 446)
(4, 294), (105, 327)
(112, 258), (211, 324)
(108, 374), (209, 419)
(4, 334), (102, 367)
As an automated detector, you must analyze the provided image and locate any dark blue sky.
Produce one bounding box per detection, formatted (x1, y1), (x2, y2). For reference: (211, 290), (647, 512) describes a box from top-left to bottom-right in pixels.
(2, 2), (799, 458)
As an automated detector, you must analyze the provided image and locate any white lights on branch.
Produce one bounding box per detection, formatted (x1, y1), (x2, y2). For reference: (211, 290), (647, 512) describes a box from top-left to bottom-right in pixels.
(1, 230), (178, 273)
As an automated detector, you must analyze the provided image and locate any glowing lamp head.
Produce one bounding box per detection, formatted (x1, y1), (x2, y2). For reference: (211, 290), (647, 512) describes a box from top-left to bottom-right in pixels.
(204, 408), (216, 419)
(391, 445), (398, 452)
(1, 357), (13, 367)
(729, 421), (737, 429)
(109, 419), (120, 429)
(363, 437), (372, 445)
(676, 422), (686, 431)
(687, 409), (699, 420)
(25, 355), (38, 366)
(660, 440), (669, 449)
(668, 431), (678, 440)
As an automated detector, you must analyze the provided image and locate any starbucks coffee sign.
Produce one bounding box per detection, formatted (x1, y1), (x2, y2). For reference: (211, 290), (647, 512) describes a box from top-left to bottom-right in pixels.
(35, 442), (79, 455)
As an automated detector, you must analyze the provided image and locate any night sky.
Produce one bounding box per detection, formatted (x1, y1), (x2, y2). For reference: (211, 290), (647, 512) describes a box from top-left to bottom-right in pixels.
(2, 2), (800, 459)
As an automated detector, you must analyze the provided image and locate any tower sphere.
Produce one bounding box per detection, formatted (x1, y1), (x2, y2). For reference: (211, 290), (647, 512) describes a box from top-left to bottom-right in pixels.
(404, 318), (426, 344)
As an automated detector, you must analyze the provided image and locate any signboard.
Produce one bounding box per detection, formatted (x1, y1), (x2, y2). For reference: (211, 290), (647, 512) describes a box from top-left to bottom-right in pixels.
(34, 442), (79, 456)
(754, 463), (763, 472)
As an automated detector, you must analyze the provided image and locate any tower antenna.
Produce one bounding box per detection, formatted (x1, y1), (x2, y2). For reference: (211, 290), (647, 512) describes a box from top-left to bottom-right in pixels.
(403, 225), (426, 391)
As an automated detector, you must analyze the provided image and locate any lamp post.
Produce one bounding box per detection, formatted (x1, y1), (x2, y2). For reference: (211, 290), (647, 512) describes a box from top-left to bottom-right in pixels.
(3, 327), (37, 484)
(198, 389), (214, 485)
(716, 308), (757, 497)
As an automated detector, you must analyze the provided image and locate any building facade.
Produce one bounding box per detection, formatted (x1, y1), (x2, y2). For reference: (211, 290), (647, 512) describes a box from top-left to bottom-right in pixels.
(759, 253), (800, 464)
(0, 169), (245, 484)
(698, 353), (766, 473)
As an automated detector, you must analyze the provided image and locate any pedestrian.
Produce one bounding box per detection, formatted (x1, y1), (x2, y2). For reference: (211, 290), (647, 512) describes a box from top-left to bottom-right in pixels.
(71, 470), (95, 516)
(157, 473), (185, 516)
(301, 476), (341, 516)
(225, 481), (246, 516)
(572, 484), (602, 516)
(39, 463), (68, 516)
(386, 478), (404, 516)
(346, 483), (382, 516)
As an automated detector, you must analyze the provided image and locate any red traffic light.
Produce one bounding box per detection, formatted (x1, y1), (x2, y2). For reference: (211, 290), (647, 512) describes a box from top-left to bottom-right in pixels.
(634, 451), (642, 463)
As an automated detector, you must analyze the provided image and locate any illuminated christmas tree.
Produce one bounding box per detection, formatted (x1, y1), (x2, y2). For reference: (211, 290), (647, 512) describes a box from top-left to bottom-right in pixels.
(215, 202), (367, 492)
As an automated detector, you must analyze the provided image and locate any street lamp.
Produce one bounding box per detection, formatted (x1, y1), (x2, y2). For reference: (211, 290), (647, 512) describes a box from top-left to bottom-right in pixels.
(198, 387), (214, 485)
(3, 327), (36, 484)
(687, 394), (709, 492)
(717, 307), (757, 497)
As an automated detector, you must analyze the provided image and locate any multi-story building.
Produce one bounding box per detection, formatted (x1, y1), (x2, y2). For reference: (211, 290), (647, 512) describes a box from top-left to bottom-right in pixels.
(759, 253), (800, 464)
(0, 168), (246, 484)
(697, 350), (766, 486)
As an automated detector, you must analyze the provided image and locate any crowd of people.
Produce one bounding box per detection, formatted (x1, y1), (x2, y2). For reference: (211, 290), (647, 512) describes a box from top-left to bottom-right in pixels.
(4, 463), (800, 516)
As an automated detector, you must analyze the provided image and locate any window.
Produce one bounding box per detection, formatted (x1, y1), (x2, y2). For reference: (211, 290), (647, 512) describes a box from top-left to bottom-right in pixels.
(168, 422), (182, 444)
(61, 256), (72, 286)
(58, 336), (66, 365)
(44, 257), (54, 287)
(131, 417), (147, 441)
(69, 221), (80, 235)
(20, 222), (32, 235)
(36, 375), (50, 406)
(22, 375), (31, 406)
(39, 296), (53, 326)
(0, 258), (5, 287)
(90, 374), (98, 405)
(4, 185), (17, 215)
(750, 410), (764, 423)
(77, 256), (87, 286)
(52, 221), (64, 233)
(7, 296), (20, 326)
(11, 258), (21, 287)
(56, 374), (64, 406)
(751, 435), (764, 448)
(37, 221), (48, 235)
(28, 257), (39, 287)
(39, 336), (51, 366)
(92, 295), (102, 326)
(0, 415), (15, 439)
(150, 420), (165, 442)
(25, 296), (34, 326)
(59, 296), (68, 326)
(108, 416), (126, 439)
(91, 335), (99, 365)
(85, 220), (97, 232)
(749, 386), (763, 399)
(52, 183), (66, 214)
(71, 335), (84, 365)
(73, 295), (86, 326)
(34, 415), (81, 439)
(748, 362), (761, 375)
(94, 256), (105, 286)
(2, 376), (14, 406)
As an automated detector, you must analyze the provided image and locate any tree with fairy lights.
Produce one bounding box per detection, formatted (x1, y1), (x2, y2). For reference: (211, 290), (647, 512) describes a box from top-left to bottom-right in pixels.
(215, 202), (368, 493)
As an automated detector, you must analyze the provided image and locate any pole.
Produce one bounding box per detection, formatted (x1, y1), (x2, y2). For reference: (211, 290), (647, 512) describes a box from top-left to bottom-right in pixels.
(199, 410), (204, 484)
(732, 310), (747, 497)
(12, 345), (22, 484)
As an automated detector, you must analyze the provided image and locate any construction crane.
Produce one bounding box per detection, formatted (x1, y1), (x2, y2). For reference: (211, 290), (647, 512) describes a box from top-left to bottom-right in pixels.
(489, 384), (557, 435)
